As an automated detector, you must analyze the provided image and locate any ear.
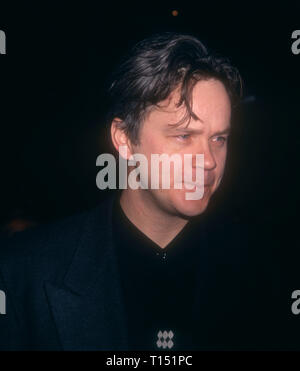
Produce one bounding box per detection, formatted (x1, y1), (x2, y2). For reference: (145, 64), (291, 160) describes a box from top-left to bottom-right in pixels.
(110, 118), (134, 159)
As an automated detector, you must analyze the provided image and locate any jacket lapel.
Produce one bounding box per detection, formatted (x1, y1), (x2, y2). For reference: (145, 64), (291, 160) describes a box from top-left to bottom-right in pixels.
(45, 194), (129, 350)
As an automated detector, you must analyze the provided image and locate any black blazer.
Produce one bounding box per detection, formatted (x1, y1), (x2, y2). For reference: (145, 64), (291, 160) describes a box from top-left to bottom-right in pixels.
(0, 193), (291, 350)
(0, 195), (130, 350)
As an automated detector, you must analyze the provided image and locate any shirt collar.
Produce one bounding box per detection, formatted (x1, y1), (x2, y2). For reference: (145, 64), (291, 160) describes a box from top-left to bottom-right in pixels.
(112, 192), (205, 263)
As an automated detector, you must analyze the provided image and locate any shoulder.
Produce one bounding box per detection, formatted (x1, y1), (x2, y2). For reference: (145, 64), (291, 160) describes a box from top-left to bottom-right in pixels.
(0, 195), (114, 288)
(0, 210), (86, 276)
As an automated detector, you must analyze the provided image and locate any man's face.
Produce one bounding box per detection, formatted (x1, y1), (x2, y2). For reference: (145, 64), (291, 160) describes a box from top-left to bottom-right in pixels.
(129, 78), (231, 218)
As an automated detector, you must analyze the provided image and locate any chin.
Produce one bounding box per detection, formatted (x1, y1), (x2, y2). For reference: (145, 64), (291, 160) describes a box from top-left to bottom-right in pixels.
(171, 190), (211, 218)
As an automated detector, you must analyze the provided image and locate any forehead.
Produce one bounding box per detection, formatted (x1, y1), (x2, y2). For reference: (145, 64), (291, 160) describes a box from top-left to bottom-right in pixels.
(146, 78), (231, 131)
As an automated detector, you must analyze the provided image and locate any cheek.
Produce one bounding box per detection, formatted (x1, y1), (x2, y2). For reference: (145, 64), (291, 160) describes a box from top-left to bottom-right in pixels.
(215, 149), (227, 181)
(139, 133), (178, 162)
(139, 133), (165, 156)
(219, 154), (227, 171)
(216, 146), (227, 166)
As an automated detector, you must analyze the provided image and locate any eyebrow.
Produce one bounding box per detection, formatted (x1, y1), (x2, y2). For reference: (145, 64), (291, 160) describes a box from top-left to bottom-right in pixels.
(211, 127), (231, 136)
(171, 127), (204, 134)
(169, 126), (231, 136)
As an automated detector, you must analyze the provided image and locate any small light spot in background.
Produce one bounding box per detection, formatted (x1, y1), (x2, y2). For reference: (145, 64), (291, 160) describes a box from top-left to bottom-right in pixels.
(171, 10), (179, 17)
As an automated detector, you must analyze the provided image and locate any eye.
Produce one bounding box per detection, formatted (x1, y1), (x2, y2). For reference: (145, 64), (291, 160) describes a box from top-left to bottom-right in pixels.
(176, 134), (191, 141)
(212, 136), (227, 145)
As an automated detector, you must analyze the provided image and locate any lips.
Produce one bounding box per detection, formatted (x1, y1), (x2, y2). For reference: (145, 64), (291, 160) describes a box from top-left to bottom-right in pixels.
(180, 179), (214, 189)
(183, 182), (210, 189)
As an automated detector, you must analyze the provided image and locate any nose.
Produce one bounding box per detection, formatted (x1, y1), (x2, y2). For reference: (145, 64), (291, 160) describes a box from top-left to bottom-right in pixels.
(192, 142), (216, 171)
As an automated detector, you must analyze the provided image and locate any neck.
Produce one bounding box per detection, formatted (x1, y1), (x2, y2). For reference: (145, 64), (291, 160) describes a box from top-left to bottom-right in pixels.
(119, 189), (188, 249)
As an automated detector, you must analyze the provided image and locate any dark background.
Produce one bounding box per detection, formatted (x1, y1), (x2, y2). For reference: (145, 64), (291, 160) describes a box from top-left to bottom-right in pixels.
(0, 2), (299, 239)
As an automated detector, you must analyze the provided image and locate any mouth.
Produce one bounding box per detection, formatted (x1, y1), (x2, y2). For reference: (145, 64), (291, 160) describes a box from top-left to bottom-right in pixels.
(182, 182), (213, 189)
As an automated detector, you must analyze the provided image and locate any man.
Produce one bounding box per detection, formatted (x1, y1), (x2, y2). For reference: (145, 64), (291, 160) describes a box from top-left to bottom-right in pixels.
(0, 33), (284, 350)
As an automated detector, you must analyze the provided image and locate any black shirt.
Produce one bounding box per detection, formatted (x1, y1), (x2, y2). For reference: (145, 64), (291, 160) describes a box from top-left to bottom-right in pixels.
(111, 194), (284, 350)
(112, 195), (207, 350)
